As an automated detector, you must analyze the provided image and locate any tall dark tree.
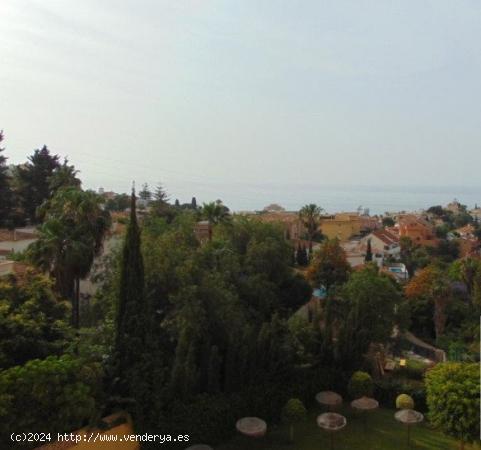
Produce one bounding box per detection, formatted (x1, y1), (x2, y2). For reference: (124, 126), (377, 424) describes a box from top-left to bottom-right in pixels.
(191, 197), (197, 209)
(14, 146), (60, 223)
(365, 238), (373, 262)
(114, 190), (150, 393)
(0, 131), (14, 227)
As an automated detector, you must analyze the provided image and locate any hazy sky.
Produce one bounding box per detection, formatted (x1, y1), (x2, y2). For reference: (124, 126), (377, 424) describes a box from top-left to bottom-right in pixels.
(1, 1), (481, 210)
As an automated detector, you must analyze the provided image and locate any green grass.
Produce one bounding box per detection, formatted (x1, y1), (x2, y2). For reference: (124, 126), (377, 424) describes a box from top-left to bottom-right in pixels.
(217, 407), (476, 450)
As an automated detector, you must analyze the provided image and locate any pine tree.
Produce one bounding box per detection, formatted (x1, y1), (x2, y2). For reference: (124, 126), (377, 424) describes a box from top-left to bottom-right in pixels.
(114, 189), (149, 394)
(14, 146), (60, 223)
(0, 131), (13, 227)
(154, 183), (169, 203)
(174, 199), (180, 207)
(365, 238), (373, 262)
(191, 196), (197, 209)
(139, 183), (152, 201)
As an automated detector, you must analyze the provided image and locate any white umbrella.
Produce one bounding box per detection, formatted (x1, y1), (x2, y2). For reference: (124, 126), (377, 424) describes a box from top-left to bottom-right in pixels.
(395, 409), (424, 448)
(236, 417), (267, 438)
(315, 391), (343, 411)
(317, 412), (347, 450)
(351, 396), (379, 431)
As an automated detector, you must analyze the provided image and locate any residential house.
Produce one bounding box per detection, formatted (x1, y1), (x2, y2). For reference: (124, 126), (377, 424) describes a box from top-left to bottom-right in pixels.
(255, 212), (306, 241)
(360, 229), (400, 259)
(359, 215), (381, 234)
(320, 212), (361, 242)
(398, 215), (437, 247)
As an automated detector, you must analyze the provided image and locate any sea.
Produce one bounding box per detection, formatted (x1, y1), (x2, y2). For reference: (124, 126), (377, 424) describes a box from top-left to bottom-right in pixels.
(180, 183), (481, 215)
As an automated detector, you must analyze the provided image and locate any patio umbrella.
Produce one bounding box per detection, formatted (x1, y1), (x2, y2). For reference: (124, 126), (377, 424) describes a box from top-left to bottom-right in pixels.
(317, 412), (347, 450)
(351, 396), (379, 431)
(315, 391), (343, 411)
(395, 409), (424, 449)
(236, 417), (267, 438)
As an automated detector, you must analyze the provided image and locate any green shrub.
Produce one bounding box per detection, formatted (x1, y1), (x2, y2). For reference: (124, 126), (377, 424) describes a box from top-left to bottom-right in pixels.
(374, 379), (427, 412)
(426, 363), (480, 447)
(0, 355), (102, 444)
(348, 371), (373, 399)
(396, 393), (414, 409)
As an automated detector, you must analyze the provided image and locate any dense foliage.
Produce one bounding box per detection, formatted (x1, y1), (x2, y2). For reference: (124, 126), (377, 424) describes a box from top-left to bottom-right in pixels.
(0, 271), (70, 369)
(348, 371), (374, 399)
(0, 355), (102, 446)
(106, 209), (316, 445)
(426, 363), (480, 448)
(306, 238), (351, 291)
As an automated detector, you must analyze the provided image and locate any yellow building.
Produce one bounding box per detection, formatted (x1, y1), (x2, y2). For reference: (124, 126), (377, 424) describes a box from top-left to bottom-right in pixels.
(320, 213), (361, 242)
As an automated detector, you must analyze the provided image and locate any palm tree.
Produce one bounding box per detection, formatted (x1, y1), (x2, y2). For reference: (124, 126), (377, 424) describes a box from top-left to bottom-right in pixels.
(28, 187), (111, 327)
(201, 200), (231, 241)
(299, 204), (323, 249)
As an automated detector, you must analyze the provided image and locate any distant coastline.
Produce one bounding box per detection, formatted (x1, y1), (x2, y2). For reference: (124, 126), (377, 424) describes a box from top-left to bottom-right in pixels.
(167, 183), (481, 215)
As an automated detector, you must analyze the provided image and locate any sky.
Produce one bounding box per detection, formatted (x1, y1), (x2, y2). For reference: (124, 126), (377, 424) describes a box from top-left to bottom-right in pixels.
(1, 0), (481, 211)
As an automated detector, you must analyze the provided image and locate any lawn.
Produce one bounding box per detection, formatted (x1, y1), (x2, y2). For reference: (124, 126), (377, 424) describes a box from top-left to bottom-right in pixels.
(217, 407), (476, 450)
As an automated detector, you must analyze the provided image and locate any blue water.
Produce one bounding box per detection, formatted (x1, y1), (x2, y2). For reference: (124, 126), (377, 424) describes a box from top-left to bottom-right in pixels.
(178, 183), (481, 215)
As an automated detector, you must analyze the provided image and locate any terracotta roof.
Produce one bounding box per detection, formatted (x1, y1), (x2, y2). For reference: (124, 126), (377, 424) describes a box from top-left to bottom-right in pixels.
(371, 229), (399, 246)
(398, 214), (431, 228)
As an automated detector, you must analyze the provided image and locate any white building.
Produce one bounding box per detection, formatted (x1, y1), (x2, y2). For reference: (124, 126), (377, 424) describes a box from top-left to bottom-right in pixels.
(360, 229), (400, 259)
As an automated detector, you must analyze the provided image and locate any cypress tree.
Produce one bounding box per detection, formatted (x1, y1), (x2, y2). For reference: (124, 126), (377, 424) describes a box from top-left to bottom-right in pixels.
(365, 238), (373, 262)
(191, 196), (197, 209)
(114, 189), (149, 394)
(296, 243), (303, 266)
(0, 132), (13, 227)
